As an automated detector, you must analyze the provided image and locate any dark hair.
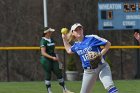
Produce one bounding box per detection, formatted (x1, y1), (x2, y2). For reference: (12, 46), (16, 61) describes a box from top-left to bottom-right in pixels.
(42, 33), (46, 37)
(42, 27), (49, 37)
(43, 27), (49, 31)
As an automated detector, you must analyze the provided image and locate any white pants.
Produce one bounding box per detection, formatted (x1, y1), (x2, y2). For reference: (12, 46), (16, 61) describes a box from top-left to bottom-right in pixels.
(80, 62), (114, 93)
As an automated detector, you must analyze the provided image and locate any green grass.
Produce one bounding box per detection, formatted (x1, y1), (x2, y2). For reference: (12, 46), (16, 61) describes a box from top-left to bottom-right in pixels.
(0, 80), (140, 93)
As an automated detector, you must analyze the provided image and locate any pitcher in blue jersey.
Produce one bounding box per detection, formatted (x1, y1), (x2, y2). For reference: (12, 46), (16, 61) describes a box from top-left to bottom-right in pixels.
(62, 23), (119, 93)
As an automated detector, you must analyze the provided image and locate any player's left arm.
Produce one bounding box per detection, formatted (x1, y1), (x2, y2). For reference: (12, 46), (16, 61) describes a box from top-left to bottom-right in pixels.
(92, 35), (111, 55)
(100, 41), (111, 56)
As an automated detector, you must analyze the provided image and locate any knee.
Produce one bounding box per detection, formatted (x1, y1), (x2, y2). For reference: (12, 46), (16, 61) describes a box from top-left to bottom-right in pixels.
(45, 80), (51, 85)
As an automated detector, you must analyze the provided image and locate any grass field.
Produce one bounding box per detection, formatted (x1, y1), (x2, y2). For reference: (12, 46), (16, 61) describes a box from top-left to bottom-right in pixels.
(0, 80), (140, 93)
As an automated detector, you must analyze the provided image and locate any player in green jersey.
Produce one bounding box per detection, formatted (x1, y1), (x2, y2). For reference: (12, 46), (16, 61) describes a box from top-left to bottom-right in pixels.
(40, 27), (74, 93)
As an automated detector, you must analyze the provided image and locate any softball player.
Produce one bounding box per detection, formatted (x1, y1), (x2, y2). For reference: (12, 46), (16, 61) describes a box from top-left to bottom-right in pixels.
(134, 32), (140, 43)
(62, 23), (119, 93)
(40, 27), (74, 93)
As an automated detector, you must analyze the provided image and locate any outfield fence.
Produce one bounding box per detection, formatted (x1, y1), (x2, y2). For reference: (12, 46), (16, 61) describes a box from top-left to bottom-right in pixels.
(0, 46), (140, 81)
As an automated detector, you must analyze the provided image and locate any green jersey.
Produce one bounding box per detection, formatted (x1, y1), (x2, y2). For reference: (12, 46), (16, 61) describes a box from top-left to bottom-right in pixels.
(40, 37), (56, 56)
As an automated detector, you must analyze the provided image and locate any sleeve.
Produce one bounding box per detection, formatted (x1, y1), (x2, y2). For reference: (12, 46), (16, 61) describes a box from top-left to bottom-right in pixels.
(71, 45), (76, 53)
(93, 35), (108, 46)
(40, 38), (46, 47)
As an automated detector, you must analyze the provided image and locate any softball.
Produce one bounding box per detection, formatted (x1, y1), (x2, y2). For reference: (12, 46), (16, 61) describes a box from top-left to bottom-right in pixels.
(61, 28), (68, 34)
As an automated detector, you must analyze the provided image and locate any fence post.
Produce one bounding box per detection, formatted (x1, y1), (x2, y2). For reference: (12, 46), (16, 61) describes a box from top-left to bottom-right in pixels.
(120, 49), (123, 79)
(63, 50), (66, 80)
(6, 50), (10, 82)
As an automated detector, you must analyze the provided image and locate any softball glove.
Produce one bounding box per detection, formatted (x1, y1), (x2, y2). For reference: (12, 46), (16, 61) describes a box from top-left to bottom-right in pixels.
(87, 51), (102, 69)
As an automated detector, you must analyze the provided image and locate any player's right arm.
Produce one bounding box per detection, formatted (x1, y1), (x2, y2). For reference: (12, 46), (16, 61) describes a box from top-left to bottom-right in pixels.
(41, 47), (58, 61)
(62, 34), (73, 54)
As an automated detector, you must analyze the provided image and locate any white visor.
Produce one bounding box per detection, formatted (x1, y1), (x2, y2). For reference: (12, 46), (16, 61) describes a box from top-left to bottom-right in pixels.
(70, 23), (82, 31)
(44, 28), (55, 33)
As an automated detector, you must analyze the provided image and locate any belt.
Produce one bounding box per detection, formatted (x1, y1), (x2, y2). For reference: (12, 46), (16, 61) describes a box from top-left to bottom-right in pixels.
(84, 67), (92, 69)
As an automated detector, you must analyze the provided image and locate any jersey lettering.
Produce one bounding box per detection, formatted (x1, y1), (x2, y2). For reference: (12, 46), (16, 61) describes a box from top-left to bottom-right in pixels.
(77, 46), (92, 55)
(82, 54), (89, 61)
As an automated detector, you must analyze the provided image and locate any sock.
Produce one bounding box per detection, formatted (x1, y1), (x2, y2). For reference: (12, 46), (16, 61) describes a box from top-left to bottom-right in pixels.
(45, 80), (52, 93)
(46, 85), (52, 93)
(108, 86), (118, 93)
(58, 78), (67, 91)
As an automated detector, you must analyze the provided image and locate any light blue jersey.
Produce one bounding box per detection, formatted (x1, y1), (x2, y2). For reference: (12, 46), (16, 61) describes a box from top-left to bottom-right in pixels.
(71, 35), (108, 68)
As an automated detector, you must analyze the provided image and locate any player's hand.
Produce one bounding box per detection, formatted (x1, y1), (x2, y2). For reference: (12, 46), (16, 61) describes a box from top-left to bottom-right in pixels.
(134, 32), (140, 42)
(62, 34), (68, 41)
(52, 57), (59, 61)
